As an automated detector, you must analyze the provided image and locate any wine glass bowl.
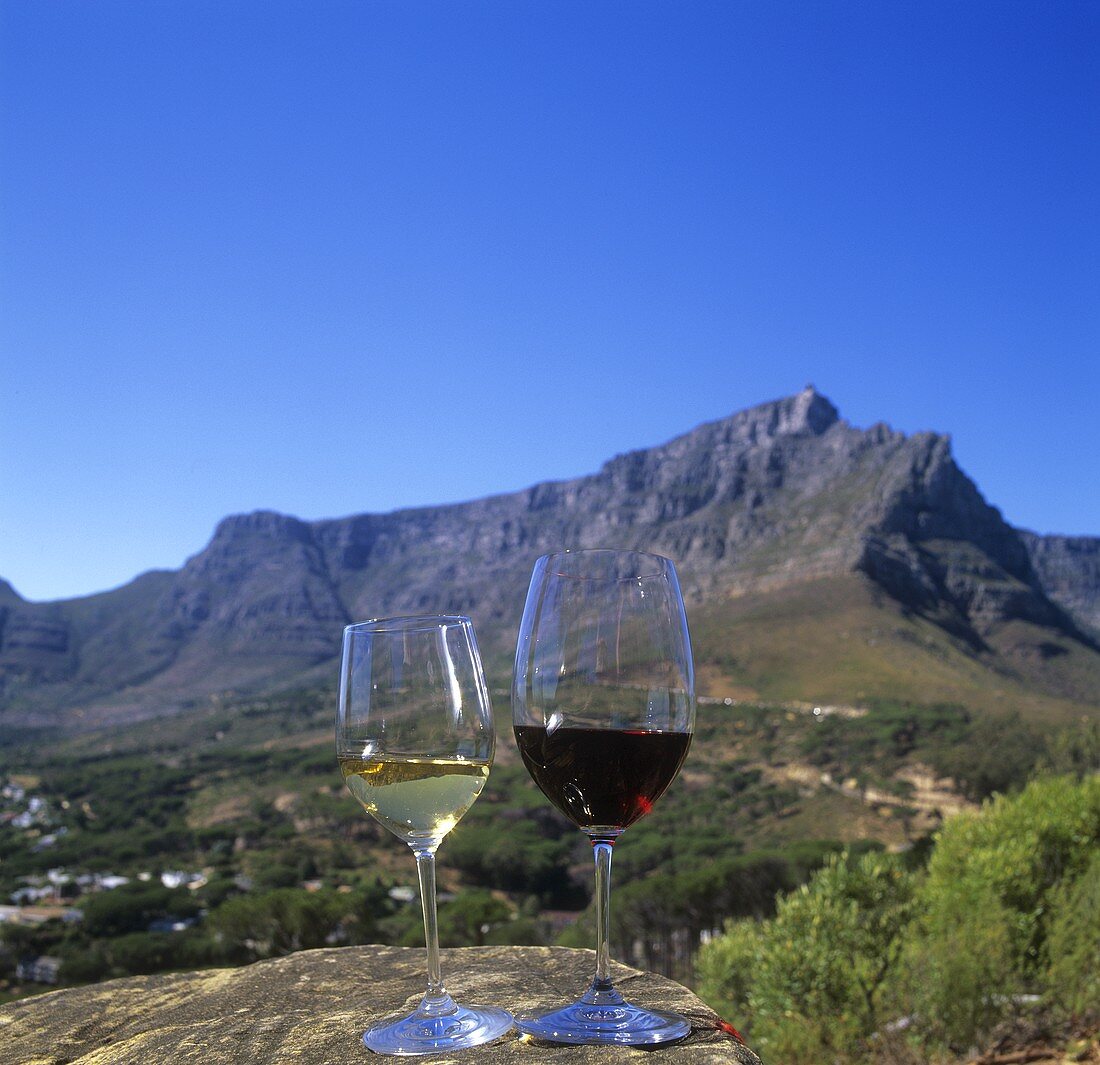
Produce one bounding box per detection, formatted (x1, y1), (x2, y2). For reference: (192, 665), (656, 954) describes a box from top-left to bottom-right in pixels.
(512, 550), (696, 1045)
(337, 615), (512, 1055)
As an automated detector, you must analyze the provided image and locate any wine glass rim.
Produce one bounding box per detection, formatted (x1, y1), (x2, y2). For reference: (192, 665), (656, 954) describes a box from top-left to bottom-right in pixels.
(344, 614), (472, 634)
(537, 548), (675, 581)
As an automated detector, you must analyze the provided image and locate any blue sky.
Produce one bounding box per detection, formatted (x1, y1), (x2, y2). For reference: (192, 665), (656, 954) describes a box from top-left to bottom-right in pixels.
(2, 1), (1097, 602)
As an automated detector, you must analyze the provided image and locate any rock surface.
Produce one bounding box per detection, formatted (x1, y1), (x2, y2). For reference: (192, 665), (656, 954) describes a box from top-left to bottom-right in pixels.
(0, 945), (762, 1065)
(1020, 531), (1100, 638)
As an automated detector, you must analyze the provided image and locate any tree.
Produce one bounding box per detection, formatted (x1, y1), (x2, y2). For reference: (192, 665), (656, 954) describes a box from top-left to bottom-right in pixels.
(1042, 718), (1100, 778)
(932, 711), (1043, 801)
(80, 883), (199, 939)
(437, 890), (513, 947)
(209, 889), (347, 960)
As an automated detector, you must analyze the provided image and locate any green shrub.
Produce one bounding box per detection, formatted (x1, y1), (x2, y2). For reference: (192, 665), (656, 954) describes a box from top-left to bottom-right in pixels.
(694, 917), (765, 1024)
(898, 875), (1016, 1052)
(696, 851), (916, 1064)
(917, 774), (1100, 976)
(801, 701), (969, 770)
(902, 773), (1100, 1051)
(100, 931), (181, 976)
(444, 820), (582, 905)
(1044, 848), (1100, 1018)
(1042, 718), (1100, 778)
(59, 943), (111, 984)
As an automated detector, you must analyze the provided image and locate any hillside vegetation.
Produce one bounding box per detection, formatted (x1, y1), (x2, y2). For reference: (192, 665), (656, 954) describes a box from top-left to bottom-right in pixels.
(2, 685), (1096, 1007)
(697, 774), (1100, 1064)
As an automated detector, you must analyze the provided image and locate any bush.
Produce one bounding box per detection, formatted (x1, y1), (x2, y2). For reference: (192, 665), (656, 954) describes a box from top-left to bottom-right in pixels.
(697, 776), (1100, 1061)
(1042, 718), (1100, 778)
(898, 876), (1016, 1052)
(1044, 848), (1100, 1018)
(901, 773), (1100, 1051)
(696, 851), (916, 1064)
(196, 876), (243, 909)
(59, 943), (111, 984)
(611, 847), (836, 967)
(693, 918), (765, 1024)
(801, 701), (969, 769)
(553, 842), (840, 979)
(917, 774), (1100, 974)
(341, 880), (395, 944)
(101, 931), (182, 976)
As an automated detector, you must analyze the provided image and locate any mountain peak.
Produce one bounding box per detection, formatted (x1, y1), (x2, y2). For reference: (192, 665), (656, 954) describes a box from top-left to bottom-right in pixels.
(0, 579), (23, 605)
(209, 510), (312, 545)
(705, 385), (840, 445)
(783, 384), (839, 435)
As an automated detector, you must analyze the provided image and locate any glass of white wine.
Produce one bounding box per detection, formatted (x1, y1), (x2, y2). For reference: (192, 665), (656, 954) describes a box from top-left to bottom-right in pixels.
(337, 615), (513, 1055)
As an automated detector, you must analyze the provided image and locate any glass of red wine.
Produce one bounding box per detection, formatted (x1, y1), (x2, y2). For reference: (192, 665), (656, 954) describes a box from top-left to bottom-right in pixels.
(512, 549), (696, 1045)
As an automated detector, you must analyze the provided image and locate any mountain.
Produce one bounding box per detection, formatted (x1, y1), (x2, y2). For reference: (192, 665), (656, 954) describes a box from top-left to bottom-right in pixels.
(3, 387), (1099, 730)
(1018, 532), (1100, 636)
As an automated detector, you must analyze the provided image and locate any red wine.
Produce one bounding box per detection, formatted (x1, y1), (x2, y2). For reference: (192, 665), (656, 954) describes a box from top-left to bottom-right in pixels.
(514, 725), (691, 833)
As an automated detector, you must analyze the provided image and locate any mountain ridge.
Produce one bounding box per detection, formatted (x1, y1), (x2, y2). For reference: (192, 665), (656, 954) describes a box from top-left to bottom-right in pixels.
(2, 387), (1098, 730)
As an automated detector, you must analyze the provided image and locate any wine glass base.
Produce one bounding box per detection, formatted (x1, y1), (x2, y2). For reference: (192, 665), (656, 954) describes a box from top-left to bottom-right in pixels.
(514, 998), (691, 1046)
(363, 1003), (513, 1056)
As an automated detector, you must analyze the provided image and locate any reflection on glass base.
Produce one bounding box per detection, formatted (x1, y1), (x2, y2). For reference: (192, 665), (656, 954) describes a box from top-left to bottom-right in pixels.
(514, 987), (691, 1047)
(362, 1000), (513, 1056)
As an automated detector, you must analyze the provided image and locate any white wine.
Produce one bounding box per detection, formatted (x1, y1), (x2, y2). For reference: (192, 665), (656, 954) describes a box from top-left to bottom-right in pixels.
(339, 755), (489, 846)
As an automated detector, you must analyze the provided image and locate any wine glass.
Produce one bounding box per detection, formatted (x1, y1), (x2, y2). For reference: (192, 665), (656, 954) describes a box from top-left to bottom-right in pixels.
(337, 615), (513, 1055)
(512, 549), (696, 1045)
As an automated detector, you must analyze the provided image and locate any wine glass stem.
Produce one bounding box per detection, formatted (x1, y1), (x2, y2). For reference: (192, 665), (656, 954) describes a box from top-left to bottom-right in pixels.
(414, 849), (449, 1005)
(591, 840), (615, 991)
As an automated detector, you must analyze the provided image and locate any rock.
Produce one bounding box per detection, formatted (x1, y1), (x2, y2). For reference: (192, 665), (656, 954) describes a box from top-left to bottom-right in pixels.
(1019, 531), (1100, 638)
(0, 945), (762, 1064)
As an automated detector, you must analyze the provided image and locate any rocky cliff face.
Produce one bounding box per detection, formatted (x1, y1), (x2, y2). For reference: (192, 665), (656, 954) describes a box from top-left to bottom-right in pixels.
(2, 387), (1097, 728)
(1019, 532), (1100, 638)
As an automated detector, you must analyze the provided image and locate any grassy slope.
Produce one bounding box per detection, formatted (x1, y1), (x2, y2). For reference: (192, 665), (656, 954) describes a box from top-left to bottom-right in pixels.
(690, 573), (1100, 723)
